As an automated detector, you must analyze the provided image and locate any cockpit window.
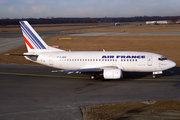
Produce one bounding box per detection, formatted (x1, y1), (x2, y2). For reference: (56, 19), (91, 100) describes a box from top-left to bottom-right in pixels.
(158, 56), (167, 61)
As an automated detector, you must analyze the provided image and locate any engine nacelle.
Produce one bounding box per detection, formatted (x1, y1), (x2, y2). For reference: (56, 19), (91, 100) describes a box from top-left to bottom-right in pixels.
(103, 69), (123, 79)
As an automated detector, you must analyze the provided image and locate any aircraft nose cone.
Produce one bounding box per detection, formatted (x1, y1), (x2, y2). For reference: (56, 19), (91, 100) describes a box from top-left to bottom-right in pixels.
(170, 61), (176, 68)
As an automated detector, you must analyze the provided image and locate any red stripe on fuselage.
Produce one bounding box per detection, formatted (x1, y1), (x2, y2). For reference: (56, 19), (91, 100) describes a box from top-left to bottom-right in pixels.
(24, 36), (34, 49)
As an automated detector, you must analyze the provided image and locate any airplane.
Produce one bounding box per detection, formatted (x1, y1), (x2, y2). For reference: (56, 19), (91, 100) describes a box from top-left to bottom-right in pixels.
(7, 21), (176, 79)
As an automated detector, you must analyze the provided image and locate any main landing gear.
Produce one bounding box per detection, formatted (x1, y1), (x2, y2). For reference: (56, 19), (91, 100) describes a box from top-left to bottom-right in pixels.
(152, 74), (156, 79)
(90, 74), (102, 80)
(90, 74), (96, 80)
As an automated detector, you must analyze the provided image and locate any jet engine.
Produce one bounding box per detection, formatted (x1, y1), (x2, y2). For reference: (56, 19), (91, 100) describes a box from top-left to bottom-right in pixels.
(103, 69), (123, 79)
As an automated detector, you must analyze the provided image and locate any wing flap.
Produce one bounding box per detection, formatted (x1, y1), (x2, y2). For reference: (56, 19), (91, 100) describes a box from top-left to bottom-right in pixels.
(63, 68), (102, 73)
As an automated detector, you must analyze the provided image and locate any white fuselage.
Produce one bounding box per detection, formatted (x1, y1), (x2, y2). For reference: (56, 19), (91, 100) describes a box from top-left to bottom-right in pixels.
(20, 21), (176, 79)
(25, 51), (176, 73)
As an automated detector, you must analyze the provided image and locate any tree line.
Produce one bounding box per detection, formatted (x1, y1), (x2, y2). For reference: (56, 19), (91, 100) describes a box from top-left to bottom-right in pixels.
(1, 16), (180, 25)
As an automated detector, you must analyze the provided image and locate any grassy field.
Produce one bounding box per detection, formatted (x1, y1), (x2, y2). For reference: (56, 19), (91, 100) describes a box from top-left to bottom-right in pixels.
(0, 26), (92, 33)
(64, 24), (180, 33)
(81, 100), (180, 120)
(0, 24), (105, 33)
(1, 23), (180, 33)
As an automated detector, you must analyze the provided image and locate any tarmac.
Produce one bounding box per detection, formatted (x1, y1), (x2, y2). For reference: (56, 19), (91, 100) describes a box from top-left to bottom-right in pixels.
(0, 24), (180, 120)
(0, 64), (179, 120)
(69, 31), (180, 36)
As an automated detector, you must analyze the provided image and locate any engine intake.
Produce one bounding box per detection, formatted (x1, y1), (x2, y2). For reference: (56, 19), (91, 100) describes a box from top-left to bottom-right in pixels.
(103, 69), (123, 79)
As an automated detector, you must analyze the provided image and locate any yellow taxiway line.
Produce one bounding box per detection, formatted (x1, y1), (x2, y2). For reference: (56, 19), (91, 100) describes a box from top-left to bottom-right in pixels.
(135, 78), (179, 82)
(0, 72), (89, 79)
(0, 72), (179, 81)
(0, 40), (23, 47)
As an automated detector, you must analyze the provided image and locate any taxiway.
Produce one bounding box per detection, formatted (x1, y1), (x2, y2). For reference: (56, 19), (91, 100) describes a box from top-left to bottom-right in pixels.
(0, 64), (179, 120)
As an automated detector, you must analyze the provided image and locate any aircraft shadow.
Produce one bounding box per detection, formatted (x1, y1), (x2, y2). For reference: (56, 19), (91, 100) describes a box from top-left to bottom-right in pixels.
(101, 67), (179, 81)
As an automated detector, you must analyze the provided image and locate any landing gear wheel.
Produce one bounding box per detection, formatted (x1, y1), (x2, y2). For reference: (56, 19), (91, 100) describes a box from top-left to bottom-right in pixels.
(152, 74), (156, 79)
(90, 75), (96, 80)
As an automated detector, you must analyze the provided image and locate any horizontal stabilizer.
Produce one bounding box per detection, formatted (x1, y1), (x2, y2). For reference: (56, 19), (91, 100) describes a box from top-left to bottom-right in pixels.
(5, 53), (38, 57)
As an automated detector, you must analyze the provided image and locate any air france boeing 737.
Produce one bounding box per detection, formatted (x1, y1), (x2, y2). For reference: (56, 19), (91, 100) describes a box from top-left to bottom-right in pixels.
(10, 21), (176, 79)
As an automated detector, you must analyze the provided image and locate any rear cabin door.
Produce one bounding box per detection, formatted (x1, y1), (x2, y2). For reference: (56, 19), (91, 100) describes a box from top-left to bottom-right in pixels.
(49, 55), (53, 65)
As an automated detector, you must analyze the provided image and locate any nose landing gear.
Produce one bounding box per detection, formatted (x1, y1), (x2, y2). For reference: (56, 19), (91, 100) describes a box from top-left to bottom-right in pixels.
(152, 71), (162, 79)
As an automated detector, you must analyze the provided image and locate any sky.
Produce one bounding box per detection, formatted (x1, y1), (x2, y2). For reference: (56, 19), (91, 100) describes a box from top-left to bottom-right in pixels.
(0, 0), (180, 19)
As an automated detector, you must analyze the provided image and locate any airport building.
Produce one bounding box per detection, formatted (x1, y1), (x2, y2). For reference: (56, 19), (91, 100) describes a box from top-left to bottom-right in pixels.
(146, 20), (168, 25)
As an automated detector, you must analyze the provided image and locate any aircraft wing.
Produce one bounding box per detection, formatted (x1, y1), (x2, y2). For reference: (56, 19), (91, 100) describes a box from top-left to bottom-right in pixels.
(52, 68), (102, 74)
(63, 68), (102, 73)
(52, 66), (119, 74)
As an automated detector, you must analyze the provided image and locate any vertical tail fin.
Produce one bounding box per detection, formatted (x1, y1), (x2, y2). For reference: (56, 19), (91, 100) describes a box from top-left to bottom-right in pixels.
(20, 21), (64, 52)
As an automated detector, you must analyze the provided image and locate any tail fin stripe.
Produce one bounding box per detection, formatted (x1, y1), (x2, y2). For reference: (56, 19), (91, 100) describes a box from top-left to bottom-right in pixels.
(23, 24), (46, 49)
(20, 21), (46, 49)
(20, 22), (45, 49)
(20, 23), (41, 49)
(23, 36), (34, 49)
(20, 23), (43, 49)
(21, 26), (40, 49)
(21, 22), (46, 49)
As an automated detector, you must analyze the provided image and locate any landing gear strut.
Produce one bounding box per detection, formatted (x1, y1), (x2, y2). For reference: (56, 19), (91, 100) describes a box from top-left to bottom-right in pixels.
(152, 71), (162, 79)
